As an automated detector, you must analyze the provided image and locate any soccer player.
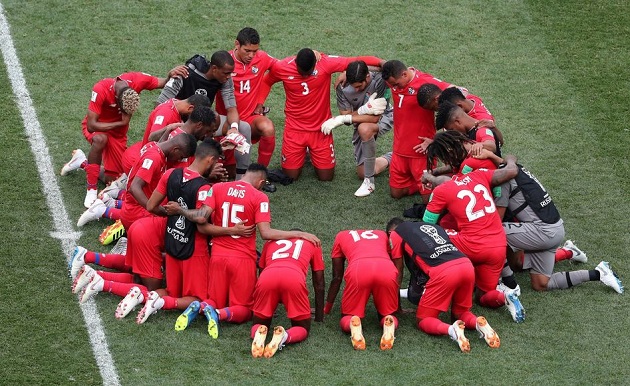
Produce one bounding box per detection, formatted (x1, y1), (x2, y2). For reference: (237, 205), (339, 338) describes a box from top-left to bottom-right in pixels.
(381, 60), (455, 201)
(472, 150), (625, 295)
(157, 51), (252, 180)
(257, 48), (385, 181)
(320, 60), (392, 197)
(387, 219), (501, 353)
(325, 229), (403, 351)
(421, 154), (526, 322)
(215, 27), (278, 169)
(168, 163), (320, 338)
(250, 235), (325, 358)
(60, 67), (188, 208)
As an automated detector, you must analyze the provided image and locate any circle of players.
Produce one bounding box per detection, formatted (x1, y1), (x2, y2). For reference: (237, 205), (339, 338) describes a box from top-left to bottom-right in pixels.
(62, 27), (624, 356)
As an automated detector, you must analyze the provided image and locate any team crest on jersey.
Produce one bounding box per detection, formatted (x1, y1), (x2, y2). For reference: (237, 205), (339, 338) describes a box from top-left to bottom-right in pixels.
(251, 66), (259, 74)
(408, 87), (415, 95)
(195, 89), (208, 96)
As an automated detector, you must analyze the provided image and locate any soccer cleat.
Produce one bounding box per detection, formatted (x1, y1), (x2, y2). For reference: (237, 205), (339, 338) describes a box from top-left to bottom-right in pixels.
(251, 325), (268, 358)
(98, 173), (128, 200)
(115, 286), (144, 319)
(72, 264), (95, 294)
(504, 290), (526, 323)
(497, 282), (521, 297)
(99, 219), (125, 246)
(354, 178), (375, 197)
(77, 199), (106, 227)
(448, 320), (470, 353)
(263, 326), (287, 358)
(349, 315), (366, 350)
(79, 271), (104, 303)
(380, 315), (396, 350)
(563, 240), (588, 263)
(476, 316), (500, 348)
(136, 291), (164, 324)
(596, 261), (624, 294)
(202, 302), (220, 339)
(174, 301), (201, 331)
(60, 149), (86, 176)
(68, 246), (88, 279)
(83, 189), (98, 209)
(109, 236), (128, 255)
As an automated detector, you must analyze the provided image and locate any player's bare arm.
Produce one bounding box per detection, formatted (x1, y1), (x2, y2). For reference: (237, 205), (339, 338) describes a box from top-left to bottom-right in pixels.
(146, 189), (167, 217)
(475, 119), (505, 146)
(491, 154), (518, 186)
(472, 148), (504, 166)
(147, 122), (185, 143)
(257, 222), (321, 247)
(86, 110), (131, 133)
(324, 257), (345, 314)
(164, 202), (211, 224)
(197, 222), (255, 237)
(312, 269), (325, 322)
(128, 177), (150, 209)
(393, 258), (404, 312)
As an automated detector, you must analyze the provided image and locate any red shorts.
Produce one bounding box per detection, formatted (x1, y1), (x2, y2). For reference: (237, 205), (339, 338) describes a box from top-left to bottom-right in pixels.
(125, 216), (166, 280)
(417, 259), (474, 319)
(121, 141), (143, 175)
(252, 266), (311, 321)
(206, 254), (257, 309)
(165, 253), (209, 299)
(281, 129), (335, 170)
(389, 153), (431, 194)
(82, 126), (127, 177)
(449, 233), (505, 294)
(340, 258), (399, 318)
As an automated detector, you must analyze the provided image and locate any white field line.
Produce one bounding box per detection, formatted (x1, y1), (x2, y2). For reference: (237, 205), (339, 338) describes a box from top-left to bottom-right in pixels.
(0, 3), (120, 386)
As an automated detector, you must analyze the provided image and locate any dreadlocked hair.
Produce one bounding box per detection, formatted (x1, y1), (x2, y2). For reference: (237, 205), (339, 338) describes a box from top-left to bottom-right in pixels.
(426, 130), (474, 173)
(119, 87), (140, 115)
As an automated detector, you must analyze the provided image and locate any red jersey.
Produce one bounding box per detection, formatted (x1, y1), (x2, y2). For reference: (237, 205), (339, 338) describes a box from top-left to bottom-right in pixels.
(259, 237), (325, 276)
(203, 180), (271, 260)
(81, 72), (160, 139)
(260, 54), (382, 132)
(156, 167), (211, 253)
(141, 98), (183, 144)
(331, 230), (397, 265)
(466, 94), (494, 121)
(389, 68), (451, 157)
(459, 156), (496, 175)
(122, 145), (167, 224)
(424, 169), (505, 249)
(215, 50), (277, 118)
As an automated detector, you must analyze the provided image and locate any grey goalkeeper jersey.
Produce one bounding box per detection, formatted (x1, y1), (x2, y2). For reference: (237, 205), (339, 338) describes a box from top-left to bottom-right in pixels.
(335, 72), (392, 116)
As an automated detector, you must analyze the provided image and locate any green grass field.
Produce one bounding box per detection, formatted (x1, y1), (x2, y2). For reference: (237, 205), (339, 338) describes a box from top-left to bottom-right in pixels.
(1, 0), (629, 384)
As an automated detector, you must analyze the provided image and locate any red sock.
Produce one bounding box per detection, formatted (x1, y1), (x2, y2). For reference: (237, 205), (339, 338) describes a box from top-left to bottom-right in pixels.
(98, 271), (133, 283)
(104, 207), (121, 220)
(555, 247), (572, 262)
(85, 163), (100, 190)
(162, 296), (178, 310)
(257, 136), (275, 166)
(102, 281), (148, 299)
(285, 326), (308, 344)
(85, 252), (129, 271)
(218, 305), (251, 323)
(455, 311), (478, 329)
(380, 315), (399, 329)
(340, 315), (353, 333)
(479, 290), (505, 308)
(418, 317), (450, 336)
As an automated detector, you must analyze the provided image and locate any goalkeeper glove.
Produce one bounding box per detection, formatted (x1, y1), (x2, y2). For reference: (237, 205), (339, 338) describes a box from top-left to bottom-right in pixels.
(220, 132), (251, 154)
(321, 114), (352, 135)
(357, 92), (387, 115)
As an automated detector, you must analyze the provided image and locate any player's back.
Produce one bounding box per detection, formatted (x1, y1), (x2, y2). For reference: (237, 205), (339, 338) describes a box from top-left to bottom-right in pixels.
(331, 230), (391, 265)
(466, 94), (494, 121)
(260, 237), (324, 278)
(142, 99), (182, 144)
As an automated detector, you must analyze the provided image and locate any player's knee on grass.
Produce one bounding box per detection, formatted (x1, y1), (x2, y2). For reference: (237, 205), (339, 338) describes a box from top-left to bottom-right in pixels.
(315, 167), (334, 181)
(530, 272), (550, 292)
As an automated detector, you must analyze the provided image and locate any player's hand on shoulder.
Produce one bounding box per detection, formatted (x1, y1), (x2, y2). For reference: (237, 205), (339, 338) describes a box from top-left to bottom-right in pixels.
(209, 162), (229, 182)
(233, 222), (255, 237)
(472, 148), (493, 159)
(468, 142), (484, 157)
(334, 71), (347, 89)
(298, 232), (321, 247)
(168, 65), (189, 79)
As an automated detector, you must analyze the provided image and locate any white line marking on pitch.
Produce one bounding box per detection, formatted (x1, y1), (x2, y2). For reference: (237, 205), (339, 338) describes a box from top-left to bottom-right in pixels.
(0, 3), (120, 385)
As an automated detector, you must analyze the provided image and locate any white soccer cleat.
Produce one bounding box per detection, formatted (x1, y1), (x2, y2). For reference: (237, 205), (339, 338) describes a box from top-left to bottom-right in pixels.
(68, 246), (88, 279)
(263, 326), (288, 358)
(98, 173), (127, 200)
(79, 271), (104, 303)
(380, 315), (396, 350)
(563, 240), (588, 263)
(496, 282), (521, 297)
(136, 291), (164, 324)
(504, 289), (526, 323)
(72, 264), (95, 294)
(109, 236), (128, 256)
(349, 315), (366, 350)
(596, 261), (624, 294)
(251, 325), (268, 358)
(476, 316), (500, 348)
(83, 189), (98, 209)
(60, 149), (86, 176)
(115, 286), (144, 319)
(448, 320), (470, 353)
(354, 178), (375, 197)
(77, 199), (106, 227)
